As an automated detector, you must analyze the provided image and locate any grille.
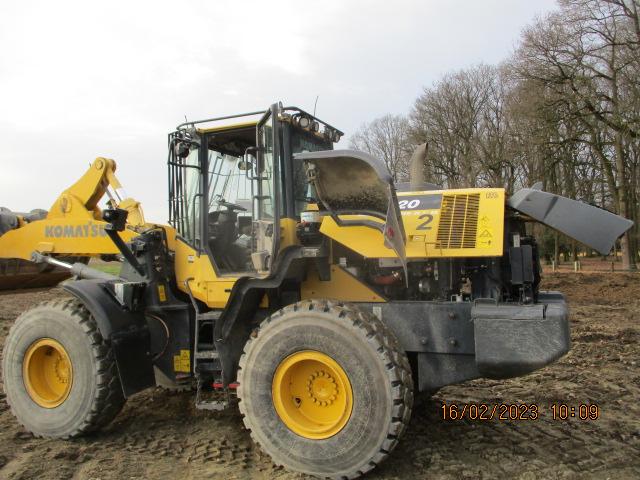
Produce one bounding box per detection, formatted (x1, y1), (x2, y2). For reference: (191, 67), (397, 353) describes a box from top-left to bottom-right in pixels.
(435, 193), (480, 249)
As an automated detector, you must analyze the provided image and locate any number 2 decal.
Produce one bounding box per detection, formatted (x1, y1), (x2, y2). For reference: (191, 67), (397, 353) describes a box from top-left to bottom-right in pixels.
(416, 213), (433, 230)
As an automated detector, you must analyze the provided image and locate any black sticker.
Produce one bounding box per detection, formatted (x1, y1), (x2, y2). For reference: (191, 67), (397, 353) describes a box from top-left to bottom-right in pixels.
(397, 194), (442, 210)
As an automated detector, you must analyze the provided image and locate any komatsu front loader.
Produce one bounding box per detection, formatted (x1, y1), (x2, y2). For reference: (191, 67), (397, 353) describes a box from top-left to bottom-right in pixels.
(1, 103), (633, 479)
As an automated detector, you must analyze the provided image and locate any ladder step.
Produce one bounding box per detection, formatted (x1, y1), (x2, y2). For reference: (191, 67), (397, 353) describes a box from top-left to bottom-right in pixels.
(194, 350), (219, 360)
(194, 380), (235, 411)
(197, 311), (222, 321)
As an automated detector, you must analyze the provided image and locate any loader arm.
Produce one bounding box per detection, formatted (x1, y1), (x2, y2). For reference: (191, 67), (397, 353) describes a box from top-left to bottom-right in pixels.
(47, 157), (145, 227)
(0, 157), (143, 262)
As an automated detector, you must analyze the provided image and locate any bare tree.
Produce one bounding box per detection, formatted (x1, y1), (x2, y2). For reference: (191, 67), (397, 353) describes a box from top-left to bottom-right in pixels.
(514, 0), (639, 268)
(349, 114), (411, 182)
(352, 0), (639, 266)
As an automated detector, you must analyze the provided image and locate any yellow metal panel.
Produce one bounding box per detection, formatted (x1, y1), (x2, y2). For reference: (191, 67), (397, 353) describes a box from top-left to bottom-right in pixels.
(424, 189), (505, 257)
(197, 121), (258, 134)
(301, 265), (385, 302)
(206, 280), (236, 308)
(174, 239), (212, 303)
(173, 238), (238, 309)
(279, 218), (299, 251)
(0, 218), (136, 260)
(155, 224), (177, 252)
(320, 216), (425, 258)
(319, 188), (505, 259)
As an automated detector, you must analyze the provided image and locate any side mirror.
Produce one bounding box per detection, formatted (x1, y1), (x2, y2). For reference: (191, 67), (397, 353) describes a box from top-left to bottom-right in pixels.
(239, 146), (258, 171)
(174, 142), (191, 159)
(238, 159), (252, 171)
(244, 146), (263, 179)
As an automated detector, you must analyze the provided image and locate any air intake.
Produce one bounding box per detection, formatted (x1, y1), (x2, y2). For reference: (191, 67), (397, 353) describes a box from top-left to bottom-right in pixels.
(435, 193), (480, 249)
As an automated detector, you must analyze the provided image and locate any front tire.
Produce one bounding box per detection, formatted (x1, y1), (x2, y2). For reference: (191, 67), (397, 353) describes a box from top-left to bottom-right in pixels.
(237, 300), (413, 479)
(2, 299), (126, 438)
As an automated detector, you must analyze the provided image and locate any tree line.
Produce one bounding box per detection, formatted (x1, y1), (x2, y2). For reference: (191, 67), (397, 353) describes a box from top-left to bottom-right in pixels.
(350, 0), (640, 269)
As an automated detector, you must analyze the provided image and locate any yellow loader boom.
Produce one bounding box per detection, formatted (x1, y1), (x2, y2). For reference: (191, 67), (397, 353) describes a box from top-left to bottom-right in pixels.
(0, 157), (144, 289)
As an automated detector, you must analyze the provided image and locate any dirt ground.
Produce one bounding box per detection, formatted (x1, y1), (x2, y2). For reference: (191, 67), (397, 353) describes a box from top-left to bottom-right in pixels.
(1, 274), (639, 480)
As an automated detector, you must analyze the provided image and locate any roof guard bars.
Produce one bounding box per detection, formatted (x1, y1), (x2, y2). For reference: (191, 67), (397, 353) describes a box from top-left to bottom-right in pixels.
(176, 110), (267, 130)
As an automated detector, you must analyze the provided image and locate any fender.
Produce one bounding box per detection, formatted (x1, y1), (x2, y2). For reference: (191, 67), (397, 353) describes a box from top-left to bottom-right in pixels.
(63, 279), (155, 397)
(214, 245), (306, 385)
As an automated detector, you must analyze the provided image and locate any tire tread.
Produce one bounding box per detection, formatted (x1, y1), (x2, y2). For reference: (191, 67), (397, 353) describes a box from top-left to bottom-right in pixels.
(3, 298), (126, 438)
(237, 299), (413, 479)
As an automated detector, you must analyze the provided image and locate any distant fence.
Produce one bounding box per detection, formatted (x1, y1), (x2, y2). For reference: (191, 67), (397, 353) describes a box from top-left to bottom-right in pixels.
(542, 257), (636, 273)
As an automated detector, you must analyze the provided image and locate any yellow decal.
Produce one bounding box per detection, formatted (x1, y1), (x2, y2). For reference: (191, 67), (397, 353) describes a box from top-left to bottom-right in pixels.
(157, 284), (167, 302)
(173, 349), (191, 373)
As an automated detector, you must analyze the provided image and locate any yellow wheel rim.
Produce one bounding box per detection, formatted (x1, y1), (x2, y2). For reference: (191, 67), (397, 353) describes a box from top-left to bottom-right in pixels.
(23, 338), (73, 408)
(272, 350), (353, 439)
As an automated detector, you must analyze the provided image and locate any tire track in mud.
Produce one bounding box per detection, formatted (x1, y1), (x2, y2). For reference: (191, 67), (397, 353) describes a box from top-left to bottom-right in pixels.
(0, 276), (639, 479)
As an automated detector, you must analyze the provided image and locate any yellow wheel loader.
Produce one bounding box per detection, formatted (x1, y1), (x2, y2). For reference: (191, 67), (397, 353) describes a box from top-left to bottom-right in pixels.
(1, 103), (633, 479)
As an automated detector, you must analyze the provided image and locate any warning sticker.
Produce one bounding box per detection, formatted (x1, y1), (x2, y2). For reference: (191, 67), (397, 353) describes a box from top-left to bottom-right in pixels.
(173, 349), (191, 373)
(478, 216), (494, 247)
(157, 284), (167, 302)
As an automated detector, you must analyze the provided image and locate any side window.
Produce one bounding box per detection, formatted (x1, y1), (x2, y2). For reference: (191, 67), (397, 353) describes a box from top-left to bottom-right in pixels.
(169, 142), (202, 248)
(291, 131), (331, 216)
(182, 148), (202, 246)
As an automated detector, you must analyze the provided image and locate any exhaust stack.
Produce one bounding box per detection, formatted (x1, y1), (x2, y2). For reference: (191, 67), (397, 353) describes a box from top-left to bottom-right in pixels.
(409, 143), (428, 190)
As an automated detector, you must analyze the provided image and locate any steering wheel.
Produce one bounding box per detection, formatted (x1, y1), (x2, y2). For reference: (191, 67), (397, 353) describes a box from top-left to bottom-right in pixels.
(218, 199), (247, 212)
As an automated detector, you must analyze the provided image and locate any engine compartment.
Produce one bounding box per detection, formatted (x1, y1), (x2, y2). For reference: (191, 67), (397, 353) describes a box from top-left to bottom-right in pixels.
(323, 212), (541, 305)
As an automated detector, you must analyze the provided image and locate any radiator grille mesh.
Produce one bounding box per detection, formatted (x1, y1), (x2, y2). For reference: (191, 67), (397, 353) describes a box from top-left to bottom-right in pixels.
(435, 193), (480, 249)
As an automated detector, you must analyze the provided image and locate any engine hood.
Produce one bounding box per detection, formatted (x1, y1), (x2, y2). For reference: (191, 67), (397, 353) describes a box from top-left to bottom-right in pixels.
(508, 188), (633, 255)
(295, 149), (407, 268)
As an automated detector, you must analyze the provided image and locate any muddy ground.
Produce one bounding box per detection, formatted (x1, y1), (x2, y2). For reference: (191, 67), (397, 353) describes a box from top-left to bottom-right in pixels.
(0, 273), (639, 480)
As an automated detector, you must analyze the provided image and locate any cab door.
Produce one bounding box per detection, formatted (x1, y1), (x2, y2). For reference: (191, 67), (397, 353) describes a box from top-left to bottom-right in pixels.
(251, 104), (280, 273)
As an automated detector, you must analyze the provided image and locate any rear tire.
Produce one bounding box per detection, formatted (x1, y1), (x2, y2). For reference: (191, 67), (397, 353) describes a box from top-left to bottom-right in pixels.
(2, 299), (126, 438)
(237, 300), (413, 479)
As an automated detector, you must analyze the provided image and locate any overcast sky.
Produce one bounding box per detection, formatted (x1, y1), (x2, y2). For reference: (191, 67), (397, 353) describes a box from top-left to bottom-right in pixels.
(0, 0), (557, 221)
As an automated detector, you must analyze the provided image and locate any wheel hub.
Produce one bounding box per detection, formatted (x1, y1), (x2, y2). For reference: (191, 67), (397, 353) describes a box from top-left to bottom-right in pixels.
(23, 338), (73, 408)
(272, 350), (353, 439)
(306, 370), (338, 406)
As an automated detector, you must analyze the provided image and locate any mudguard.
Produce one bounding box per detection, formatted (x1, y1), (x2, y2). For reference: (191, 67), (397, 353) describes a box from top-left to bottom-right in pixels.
(295, 149), (407, 268)
(63, 279), (155, 397)
(508, 188), (633, 255)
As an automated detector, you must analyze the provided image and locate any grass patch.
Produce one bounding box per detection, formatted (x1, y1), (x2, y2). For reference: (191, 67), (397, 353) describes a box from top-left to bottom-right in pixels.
(88, 261), (122, 276)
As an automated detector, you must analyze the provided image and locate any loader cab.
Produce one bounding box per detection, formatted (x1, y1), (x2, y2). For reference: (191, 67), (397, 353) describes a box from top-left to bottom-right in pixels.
(168, 103), (341, 278)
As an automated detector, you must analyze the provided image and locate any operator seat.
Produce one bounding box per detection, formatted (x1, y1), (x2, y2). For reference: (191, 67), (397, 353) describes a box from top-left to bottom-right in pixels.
(207, 209), (250, 272)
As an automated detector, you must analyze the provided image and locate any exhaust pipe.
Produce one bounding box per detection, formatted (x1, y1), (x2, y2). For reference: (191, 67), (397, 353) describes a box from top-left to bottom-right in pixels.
(409, 143), (428, 190)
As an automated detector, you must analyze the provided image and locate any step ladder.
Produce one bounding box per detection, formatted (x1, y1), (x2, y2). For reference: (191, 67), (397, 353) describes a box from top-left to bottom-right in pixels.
(193, 310), (236, 411)
(184, 279), (237, 411)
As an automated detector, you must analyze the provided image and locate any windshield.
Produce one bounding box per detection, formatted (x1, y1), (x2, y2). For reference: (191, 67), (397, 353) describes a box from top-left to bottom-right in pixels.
(290, 129), (332, 215)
